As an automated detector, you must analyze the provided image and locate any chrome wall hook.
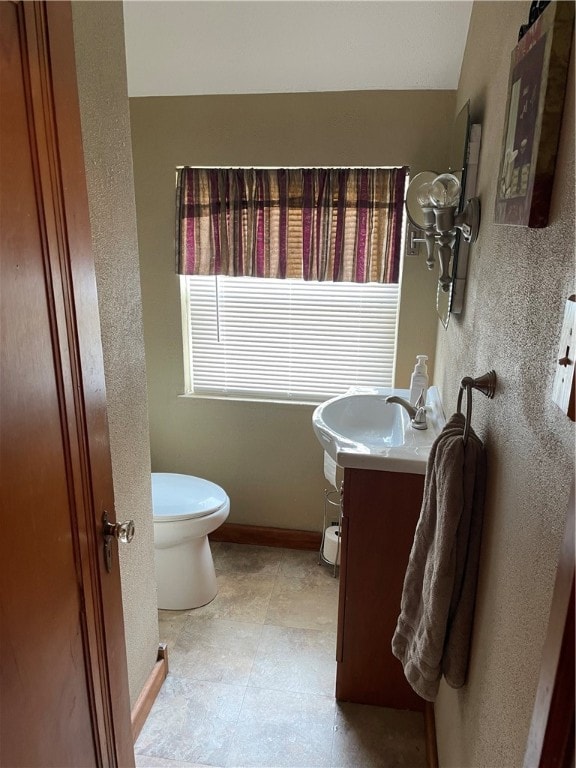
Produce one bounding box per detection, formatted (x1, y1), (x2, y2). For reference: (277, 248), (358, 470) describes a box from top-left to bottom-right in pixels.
(459, 370), (497, 401)
(457, 370), (497, 445)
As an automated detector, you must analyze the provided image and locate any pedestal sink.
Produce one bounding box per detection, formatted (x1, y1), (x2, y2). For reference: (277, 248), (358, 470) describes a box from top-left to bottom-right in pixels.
(312, 386), (444, 475)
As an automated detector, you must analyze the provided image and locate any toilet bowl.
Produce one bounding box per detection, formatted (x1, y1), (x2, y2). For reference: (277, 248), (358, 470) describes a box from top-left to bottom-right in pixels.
(151, 472), (230, 610)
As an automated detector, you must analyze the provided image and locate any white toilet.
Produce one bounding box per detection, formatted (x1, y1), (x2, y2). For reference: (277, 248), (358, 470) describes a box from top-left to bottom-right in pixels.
(151, 472), (230, 610)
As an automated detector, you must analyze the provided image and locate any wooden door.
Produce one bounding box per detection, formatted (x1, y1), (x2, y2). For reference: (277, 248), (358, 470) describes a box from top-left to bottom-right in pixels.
(0, 2), (134, 766)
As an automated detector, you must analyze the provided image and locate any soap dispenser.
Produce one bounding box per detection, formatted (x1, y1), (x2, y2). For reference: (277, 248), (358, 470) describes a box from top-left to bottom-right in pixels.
(409, 355), (429, 406)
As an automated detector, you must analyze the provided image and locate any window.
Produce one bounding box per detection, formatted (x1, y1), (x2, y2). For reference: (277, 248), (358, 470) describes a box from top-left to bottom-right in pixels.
(177, 167), (407, 404)
(182, 275), (400, 403)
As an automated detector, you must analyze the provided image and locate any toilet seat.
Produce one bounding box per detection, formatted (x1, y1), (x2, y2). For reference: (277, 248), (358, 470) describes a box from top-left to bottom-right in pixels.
(151, 473), (228, 523)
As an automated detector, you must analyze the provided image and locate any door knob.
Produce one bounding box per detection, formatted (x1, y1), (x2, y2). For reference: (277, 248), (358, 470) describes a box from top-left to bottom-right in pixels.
(103, 516), (135, 543)
(102, 512), (135, 572)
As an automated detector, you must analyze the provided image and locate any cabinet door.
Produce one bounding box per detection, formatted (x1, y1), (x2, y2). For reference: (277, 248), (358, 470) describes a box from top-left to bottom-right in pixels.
(336, 468), (425, 711)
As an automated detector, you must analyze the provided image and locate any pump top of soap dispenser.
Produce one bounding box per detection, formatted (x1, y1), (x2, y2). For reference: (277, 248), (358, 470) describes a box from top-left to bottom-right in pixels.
(414, 355), (428, 373)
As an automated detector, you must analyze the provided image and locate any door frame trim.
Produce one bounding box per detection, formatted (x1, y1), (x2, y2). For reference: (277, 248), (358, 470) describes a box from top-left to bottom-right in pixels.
(523, 489), (575, 768)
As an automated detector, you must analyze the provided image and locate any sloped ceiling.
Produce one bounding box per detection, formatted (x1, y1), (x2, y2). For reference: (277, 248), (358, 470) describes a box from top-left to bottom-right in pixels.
(123, 1), (473, 97)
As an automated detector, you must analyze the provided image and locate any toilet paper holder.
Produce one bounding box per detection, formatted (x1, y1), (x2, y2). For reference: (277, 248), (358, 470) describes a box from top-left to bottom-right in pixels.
(318, 485), (343, 578)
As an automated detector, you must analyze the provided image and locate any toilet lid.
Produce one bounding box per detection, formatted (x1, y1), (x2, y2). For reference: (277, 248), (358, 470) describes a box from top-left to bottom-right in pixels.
(151, 473), (228, 522)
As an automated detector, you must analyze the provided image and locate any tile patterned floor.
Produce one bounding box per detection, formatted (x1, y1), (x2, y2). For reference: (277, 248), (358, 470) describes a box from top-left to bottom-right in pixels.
(135, 543), (427, 768)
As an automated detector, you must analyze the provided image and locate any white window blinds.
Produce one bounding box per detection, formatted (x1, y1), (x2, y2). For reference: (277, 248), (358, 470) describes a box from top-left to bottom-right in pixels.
(182, 275), (399, 403)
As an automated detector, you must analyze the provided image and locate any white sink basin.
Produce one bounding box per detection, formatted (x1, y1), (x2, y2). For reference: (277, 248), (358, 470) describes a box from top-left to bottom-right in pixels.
(312, 386), (444, 475)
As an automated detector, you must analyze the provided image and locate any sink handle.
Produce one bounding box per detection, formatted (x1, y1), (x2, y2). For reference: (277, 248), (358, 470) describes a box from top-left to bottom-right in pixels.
(411, 407), (428, 430)
(411, 390), (428, 430)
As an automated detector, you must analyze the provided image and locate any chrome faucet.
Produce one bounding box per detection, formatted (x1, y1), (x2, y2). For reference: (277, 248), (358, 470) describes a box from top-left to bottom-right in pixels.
(384, 391), (428, 430)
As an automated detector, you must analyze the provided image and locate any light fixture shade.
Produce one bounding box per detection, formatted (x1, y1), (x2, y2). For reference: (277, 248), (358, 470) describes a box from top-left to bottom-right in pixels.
(416, 181), (434, 207)
(430, 173), (461, 207)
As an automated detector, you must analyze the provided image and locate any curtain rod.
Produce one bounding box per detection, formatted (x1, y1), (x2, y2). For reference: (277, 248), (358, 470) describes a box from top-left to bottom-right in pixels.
(175, 165), (403, 170)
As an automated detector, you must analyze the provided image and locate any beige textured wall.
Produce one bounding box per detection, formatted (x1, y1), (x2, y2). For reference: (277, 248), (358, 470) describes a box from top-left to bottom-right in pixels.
(433, 3), (575, 766)
(72, 2), (159, 707)
(130, 91), (455, 531)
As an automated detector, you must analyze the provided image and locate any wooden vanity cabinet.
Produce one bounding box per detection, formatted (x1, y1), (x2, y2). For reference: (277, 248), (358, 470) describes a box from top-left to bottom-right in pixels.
(335, 467), (425, 712)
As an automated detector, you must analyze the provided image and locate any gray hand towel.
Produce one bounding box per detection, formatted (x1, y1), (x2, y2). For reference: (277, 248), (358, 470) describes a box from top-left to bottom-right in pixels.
(391, 412), (486, 702)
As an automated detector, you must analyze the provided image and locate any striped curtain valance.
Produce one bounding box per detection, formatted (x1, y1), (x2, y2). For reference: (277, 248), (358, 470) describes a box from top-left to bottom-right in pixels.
(176, 167), (407, 284)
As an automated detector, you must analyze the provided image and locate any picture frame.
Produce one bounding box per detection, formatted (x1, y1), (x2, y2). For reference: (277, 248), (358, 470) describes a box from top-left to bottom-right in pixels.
(494, 1), (574, 227)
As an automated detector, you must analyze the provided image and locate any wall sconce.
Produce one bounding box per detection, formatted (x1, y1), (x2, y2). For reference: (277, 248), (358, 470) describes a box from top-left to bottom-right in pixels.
(406, 171), (481, 293)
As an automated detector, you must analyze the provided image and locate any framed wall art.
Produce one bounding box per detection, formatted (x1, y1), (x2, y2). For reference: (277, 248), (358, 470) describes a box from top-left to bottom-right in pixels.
(494, 1), (574, 227)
